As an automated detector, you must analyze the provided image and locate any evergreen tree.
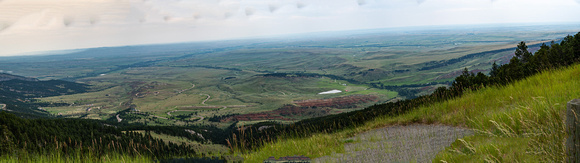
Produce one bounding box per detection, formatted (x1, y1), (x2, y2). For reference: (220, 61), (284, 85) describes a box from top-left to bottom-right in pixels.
(0, 125), (15, 154)
(515, 41), (532, 63)
(452, 68), (474, 90)
(490, 62), (499, 77)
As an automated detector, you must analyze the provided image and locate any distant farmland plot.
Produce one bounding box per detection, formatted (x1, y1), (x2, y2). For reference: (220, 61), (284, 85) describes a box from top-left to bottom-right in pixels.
(19, 25), (578, 130)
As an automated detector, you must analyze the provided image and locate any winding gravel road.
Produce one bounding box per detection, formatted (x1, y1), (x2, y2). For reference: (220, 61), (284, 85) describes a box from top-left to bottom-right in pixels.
(177, 83), (196, 94)
(200, 94), (210, 105)
(315, 124), (473, 163)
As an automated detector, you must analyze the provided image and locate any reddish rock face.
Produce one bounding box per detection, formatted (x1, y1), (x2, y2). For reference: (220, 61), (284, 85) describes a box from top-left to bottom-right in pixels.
(220, 95), (379, 122)
(294, 95), (379, 109)
(220, 105), (326, 122)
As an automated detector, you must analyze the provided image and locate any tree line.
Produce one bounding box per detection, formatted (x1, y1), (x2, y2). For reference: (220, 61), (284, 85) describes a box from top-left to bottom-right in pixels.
(0, 108), (234, 160)
(0, 111), (201, 159)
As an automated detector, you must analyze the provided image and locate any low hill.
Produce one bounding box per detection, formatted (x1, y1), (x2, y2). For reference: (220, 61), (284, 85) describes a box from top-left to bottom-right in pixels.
(0, 73), (38, 82)
(0, 74), (89, 116)
(0, 79), (88, 98)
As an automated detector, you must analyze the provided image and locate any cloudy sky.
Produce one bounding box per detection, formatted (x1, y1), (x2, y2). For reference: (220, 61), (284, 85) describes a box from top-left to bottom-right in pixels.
(0, 0), (579, 56)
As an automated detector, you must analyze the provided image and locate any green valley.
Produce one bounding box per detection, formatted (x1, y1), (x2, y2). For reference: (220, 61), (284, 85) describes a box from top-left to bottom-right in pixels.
(0, 24), (579, 162)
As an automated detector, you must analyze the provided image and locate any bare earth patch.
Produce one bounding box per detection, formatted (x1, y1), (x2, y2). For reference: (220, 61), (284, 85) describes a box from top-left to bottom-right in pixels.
(315, 124), (473, 163)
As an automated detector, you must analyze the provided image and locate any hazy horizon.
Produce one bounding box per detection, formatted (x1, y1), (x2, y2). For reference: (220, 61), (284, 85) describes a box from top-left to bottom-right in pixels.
(1, 0), (580, 56)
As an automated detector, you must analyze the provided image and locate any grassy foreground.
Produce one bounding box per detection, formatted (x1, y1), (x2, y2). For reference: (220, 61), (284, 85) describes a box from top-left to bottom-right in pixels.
(238, 64), (580, 162)
(0, 152), (153, 163)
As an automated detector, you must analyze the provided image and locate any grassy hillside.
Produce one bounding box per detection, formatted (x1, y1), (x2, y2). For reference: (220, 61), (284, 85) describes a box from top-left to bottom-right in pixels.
(238, 63), (580, 162)
(1, 28), (577, 162)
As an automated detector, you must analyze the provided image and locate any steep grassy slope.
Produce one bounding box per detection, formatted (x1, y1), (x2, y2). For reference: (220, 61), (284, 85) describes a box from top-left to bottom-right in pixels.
(403, 62), (579, 162)
(239, 63), (580, 162)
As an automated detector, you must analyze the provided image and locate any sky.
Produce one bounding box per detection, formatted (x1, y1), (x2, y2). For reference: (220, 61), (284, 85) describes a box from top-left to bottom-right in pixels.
(0, 0), (580, 56)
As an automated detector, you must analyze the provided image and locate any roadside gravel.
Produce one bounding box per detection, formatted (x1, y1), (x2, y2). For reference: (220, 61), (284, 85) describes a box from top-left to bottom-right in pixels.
(315, 124), (473, 163)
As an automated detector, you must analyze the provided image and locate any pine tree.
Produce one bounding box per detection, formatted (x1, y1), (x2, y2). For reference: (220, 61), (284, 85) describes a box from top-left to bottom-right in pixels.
(0, 125), (15, 154)
(490, 62), (499, 77)
(515, 41), (532, 63)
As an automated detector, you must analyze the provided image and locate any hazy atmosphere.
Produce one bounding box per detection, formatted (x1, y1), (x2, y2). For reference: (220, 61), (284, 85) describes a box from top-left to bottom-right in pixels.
(1, 0), (580, 56)
(2, 0), (580, 162)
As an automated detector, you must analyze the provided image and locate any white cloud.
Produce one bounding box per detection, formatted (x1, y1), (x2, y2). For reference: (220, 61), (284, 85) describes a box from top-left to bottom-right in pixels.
(0, 0), (579, 56)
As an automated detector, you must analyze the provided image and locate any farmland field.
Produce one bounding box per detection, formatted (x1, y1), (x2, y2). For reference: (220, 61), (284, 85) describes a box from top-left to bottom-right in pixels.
(1, 24), (579, 146)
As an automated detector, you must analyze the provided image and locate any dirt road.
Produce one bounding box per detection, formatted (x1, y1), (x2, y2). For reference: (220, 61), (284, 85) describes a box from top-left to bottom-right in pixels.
(200, 94), (210, 105)
(177, 83), (196, 94)
(116, 114), (122, 122)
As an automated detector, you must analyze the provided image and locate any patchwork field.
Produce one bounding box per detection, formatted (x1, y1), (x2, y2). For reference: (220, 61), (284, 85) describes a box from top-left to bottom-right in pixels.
(1, 25), (578, 147)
